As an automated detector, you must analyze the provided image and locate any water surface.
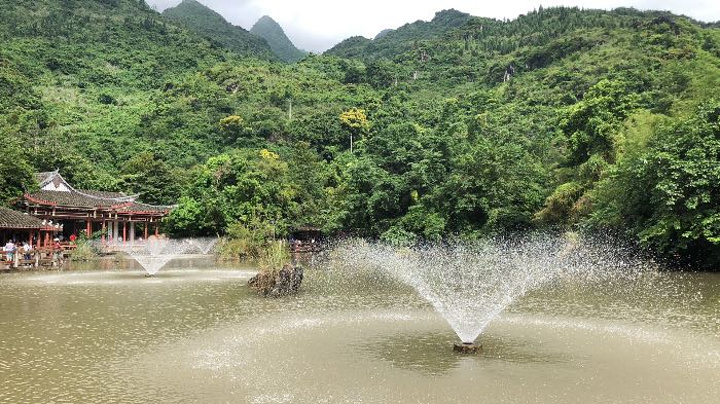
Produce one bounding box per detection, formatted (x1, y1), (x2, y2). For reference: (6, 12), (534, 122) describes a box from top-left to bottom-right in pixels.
(0, 257), (718, 403)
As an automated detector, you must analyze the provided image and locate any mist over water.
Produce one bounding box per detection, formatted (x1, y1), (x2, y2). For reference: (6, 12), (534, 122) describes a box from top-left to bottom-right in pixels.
(331, 234), (657, 343)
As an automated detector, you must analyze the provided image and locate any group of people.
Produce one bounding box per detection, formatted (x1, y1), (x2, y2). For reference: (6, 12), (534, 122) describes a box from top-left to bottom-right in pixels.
(2, 240), (34, 262)
(2, 236), (70, 263)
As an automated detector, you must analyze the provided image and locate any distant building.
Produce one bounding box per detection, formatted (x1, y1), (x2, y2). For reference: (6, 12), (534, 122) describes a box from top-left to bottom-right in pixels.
(20, 170), (174, 244)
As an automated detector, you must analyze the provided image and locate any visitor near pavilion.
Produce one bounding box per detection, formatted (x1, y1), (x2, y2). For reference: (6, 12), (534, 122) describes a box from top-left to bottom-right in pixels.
(22, 241), (32, 260)
(3, 240), (15, 262)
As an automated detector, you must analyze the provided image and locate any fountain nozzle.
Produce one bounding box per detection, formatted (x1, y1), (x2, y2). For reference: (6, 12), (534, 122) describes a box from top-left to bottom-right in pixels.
(453, 342), (481, 354)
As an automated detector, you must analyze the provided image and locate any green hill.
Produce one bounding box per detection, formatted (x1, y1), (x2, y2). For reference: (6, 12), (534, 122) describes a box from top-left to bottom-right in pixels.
(1, 3), (720, 266)
(250, 15), (308, 63)
(325, 9), (472, 59)
(162, 0), (276, 61)
(0, 0), (241, 191)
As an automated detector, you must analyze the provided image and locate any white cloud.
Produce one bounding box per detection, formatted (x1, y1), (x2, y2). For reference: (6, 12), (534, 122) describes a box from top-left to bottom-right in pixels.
(147, 0), (720, 52)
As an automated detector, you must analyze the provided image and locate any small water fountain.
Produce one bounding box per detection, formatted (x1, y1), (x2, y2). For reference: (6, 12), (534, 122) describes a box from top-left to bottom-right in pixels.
(188, 237), (220, 255)
(335, 234), (652, 353)
(121, 237), (192, 276)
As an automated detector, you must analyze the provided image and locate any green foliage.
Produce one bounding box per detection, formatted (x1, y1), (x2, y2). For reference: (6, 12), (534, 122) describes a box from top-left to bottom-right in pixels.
(535, 181), (584, 225)
(339, 108), (370, 132)
(1, 1), (719, 267)
(165, 196), (212, 237)
(166, 147), (336, 237)
(561, 79), (641, 165)
(257, 240), (291, 271)
(0, 138), (34, 205)
(120, 152), (184, 204)
(219, 219), (279, 260)
(326, 9), (472, 61)
(591, 101), (720, 267)
(380, 226), (418, 246)
(69, 236), (101, 262)
(219, 218), (290, 271)
(218, 115), (249, 143)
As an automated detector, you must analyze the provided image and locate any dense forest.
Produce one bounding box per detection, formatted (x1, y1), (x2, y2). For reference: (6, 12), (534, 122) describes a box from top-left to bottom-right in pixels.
(1, 0), (719, 268)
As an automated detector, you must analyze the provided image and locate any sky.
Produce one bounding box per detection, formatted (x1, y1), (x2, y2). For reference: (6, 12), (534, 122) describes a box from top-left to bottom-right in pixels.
(146, 0), (720, 52)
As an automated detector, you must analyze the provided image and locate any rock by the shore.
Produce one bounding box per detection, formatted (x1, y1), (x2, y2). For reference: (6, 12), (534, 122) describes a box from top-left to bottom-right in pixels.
(248, 264), (303, 297)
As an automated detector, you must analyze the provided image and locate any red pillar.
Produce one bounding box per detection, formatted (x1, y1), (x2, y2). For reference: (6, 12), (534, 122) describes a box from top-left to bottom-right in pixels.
(154, 223), (159, 237)
(144, 223), (149, 240)
(122, 222), (127, 245)
(101, 221), (106, 245)
(86, 221), (92, 237)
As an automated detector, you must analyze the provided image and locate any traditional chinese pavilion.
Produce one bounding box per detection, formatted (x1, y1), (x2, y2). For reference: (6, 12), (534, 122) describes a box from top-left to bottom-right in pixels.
(0, 206), (58, 247)
(20, 171), (173, 244)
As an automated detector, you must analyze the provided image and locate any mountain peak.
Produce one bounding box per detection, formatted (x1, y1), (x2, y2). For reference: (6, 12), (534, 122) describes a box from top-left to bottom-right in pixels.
(162, 0), (276, 60)
(250, 15), (307, 63)
(256, 15), (278, 25)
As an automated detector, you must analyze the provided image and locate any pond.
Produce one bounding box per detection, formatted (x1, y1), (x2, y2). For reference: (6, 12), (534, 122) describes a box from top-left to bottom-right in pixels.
(0, 255), (718, 403)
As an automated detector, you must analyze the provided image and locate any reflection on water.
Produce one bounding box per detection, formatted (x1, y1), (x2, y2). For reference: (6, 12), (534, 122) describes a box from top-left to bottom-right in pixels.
(360, 331), (570, 376)
(0, 256), (718, 403)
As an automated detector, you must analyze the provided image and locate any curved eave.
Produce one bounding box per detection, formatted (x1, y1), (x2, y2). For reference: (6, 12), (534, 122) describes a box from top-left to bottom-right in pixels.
(24, 194), (58, 207)
(0, 225), (58, 231)
(117, 211), (170, 216)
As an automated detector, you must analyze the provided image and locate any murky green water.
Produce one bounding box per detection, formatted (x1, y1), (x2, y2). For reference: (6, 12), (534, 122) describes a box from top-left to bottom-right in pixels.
(0, 257), (718, 403)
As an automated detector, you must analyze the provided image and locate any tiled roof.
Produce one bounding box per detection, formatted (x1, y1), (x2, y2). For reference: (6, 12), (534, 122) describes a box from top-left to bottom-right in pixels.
(36, 171), (56, 185)
(24, 191), (173, 214)
(25, 190), (124, 209)
(26, 171), (174, 215)
(81, 190), (129, 199)
(0, 207), (52, 229)
(118, 202), (172, 214)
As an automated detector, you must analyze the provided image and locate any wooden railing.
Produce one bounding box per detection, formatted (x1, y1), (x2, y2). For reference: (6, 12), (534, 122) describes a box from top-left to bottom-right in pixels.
(1, 245), (75, 270)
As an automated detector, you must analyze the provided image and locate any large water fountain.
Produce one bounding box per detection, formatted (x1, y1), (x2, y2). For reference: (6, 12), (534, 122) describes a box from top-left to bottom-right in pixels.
(334, 234), (654, 352)
(1, 234), (717, 403)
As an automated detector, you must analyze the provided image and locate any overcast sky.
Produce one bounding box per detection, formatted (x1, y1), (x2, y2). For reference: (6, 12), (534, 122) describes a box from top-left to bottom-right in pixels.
(146, 0), (720, 52)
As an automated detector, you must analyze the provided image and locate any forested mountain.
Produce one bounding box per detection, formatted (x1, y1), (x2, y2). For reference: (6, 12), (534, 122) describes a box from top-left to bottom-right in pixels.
(0, 0), (239, 193)
(326, 9), (473, 59)
(1, 1), (719, 268)
(162, 0), (276, 61)
(250, 15), (308, 63)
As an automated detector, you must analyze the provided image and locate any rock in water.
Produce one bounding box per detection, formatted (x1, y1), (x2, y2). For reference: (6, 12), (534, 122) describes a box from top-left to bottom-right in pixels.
(248, 264), (303, 297)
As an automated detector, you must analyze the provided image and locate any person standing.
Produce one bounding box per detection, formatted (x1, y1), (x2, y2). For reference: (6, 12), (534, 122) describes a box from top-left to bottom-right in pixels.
(22, 241), (33, 260)
(4, 240), (16, 262)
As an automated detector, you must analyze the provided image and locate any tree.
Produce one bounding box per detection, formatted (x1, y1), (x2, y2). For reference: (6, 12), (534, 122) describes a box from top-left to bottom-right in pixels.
(339, 108), (370, 153)
(218, 115), (248, 144)
(591, 102), (720, 268)
(119, 152), (183, 205)
(0, 139), (34, 205)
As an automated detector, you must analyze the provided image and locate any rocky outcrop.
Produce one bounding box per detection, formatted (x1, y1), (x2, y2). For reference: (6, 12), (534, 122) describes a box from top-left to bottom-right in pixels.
(248, 264), (303, 297)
